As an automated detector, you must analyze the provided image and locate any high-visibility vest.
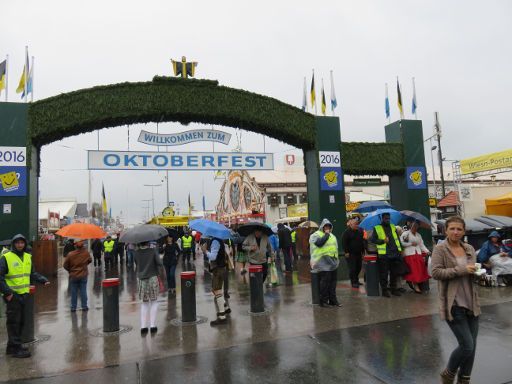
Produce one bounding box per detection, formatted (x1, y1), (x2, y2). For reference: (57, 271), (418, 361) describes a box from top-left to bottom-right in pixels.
(2, 251), (31, 294)
(311, 231), (338, 263)
(291, 231), (297, 243)
(374, 224), (402, 255)
(104, 240), (115, 253)
(182, 236), (193, 249)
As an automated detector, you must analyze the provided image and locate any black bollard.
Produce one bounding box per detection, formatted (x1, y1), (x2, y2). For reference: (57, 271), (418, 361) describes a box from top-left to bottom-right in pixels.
(181, 271), (196, 322)
(249, 265), (264, 313)
(310, 270), (320, 305)
(102, 278), (120, 332)
(21, 285), (36, 343)
(364, 255), (380, 296)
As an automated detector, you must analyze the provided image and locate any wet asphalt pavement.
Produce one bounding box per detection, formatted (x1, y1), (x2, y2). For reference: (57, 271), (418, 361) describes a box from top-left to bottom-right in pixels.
(1, 258), (511, 383)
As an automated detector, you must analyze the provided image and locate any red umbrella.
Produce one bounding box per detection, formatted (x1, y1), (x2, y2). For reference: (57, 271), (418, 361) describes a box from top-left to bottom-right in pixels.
(56, 223), (107, 240)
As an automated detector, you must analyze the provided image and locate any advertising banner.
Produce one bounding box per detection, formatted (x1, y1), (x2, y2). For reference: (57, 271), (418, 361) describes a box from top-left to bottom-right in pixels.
(406, 166), (427, 190)
(0, 166), (27, 196)
(320, 167), (343, 191)
(460, 149), (512, 175)
(138, 129), (231, 146)
(88, 151), (273, 171)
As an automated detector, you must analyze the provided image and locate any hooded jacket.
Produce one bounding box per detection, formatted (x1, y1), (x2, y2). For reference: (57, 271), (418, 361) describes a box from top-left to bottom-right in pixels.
(0, 234), (48, 296)
(309, 219), (339, 272)
(477, 231), (502, 263)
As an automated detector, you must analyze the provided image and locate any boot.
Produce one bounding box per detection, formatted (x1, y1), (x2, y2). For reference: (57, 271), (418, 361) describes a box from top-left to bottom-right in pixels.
(440, 369), (456, 384)
(382, 289), (391, 298)
(457, 375), (470, 384)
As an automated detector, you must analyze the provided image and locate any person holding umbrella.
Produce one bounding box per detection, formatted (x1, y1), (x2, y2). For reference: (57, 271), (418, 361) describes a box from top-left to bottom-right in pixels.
(309, 219), (341, 307)
(370, 212), (403, 297)
(241, 224), (272, 284)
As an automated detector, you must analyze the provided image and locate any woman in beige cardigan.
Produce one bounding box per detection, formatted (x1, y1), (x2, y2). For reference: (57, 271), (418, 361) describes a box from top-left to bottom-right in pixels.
(432, 216), (480, 384)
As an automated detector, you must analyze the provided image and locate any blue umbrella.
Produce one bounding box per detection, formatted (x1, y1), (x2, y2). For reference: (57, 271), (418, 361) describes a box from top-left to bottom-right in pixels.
(359, 208), (402, 230)
(189, 219), (231, 240)
(353, 200), (393, 213)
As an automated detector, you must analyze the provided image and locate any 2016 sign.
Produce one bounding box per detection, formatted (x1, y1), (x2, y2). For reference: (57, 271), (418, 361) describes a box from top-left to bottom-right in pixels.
(0, 147), (26, 166)
(319, 151), (340, 167)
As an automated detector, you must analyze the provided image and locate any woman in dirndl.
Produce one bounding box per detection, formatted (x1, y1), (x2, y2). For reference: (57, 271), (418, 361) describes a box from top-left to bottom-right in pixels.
(400, 221), (431, 293)
(134, 241), (164, 335)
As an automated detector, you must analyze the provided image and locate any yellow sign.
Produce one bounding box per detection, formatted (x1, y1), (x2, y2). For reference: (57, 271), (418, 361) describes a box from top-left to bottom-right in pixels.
(323, 170), (338, 187)
(409, 169), (423, 186)
(0, 171), (19, 192)
(460, 149), (512, 175)
(346, 202), (361, 212)
(287, 203), (308, 218)
(428, 198), (437, 207)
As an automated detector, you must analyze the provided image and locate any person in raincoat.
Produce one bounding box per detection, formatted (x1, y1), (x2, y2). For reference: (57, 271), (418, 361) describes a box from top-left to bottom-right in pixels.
(309, 219), (341, 307)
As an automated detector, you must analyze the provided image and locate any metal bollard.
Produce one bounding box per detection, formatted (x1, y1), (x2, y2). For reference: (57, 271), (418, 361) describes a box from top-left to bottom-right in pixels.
(249, 265), (264, 313)
(102, 278), (120, 332)
(21, 285), (36, 343)
(364, 255), (380, 296)
(310, 270), (320, 305)
(180, 271), (196, 322)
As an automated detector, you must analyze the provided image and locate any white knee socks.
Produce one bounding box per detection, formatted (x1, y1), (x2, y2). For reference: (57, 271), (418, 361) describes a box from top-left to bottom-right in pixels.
(149, 301), (159, 328)
(141, 301), (150, 329)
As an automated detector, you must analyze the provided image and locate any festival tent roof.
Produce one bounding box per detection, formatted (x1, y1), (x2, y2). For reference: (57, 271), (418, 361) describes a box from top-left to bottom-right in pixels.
(437, 191), (459, 208)
(485, 192), (512, 217)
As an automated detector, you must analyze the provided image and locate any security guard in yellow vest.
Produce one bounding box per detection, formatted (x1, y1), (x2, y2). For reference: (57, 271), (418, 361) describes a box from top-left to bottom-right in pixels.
(181, 231), (194, 264)
(309, 219), (342, 307)
(103, 235), (115, 270)
(370, 213), (403, 297)
(0, 234), (49, 358)
(291, 229), (298, 259)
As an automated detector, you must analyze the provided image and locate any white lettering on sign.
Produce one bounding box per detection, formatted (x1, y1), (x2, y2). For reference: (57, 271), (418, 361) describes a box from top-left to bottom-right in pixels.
(138, 129), (232, 146)
(0, 147), (26, 166)
(319, 151), (340, 167)
(88, 151), (274, 171)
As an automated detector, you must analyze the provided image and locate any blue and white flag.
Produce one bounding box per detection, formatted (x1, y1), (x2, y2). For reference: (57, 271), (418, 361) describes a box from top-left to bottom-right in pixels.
(301, 76), (307, 111)
(385, 83), (390, 119)
(411, 77), (417, 116)
(330, 70), (337, 113)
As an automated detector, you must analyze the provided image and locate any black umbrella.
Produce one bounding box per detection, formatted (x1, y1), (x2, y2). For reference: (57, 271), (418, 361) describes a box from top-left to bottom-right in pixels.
(237, 222), (273, 237)
(119, 224), (169, 244)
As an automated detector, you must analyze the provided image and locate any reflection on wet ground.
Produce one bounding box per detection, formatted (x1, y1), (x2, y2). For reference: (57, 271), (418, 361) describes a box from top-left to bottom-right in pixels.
(0, 257), (511, 383)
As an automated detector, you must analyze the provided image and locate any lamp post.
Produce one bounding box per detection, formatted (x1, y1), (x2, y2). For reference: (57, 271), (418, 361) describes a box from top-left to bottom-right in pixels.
(434, 112), (446, 198)
(141, 199), (151, 222)
(424, 134), (438, 199)
(143, 184), (162, 218)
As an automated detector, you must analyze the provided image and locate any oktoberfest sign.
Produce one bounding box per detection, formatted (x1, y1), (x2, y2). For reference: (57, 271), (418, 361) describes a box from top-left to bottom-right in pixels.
(138, 129), (231, 146)
(88, 151), (273, 171)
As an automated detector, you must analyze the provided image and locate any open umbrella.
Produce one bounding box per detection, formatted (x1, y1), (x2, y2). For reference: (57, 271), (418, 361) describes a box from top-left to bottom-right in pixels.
(353, 201), (393, 214)
(237, 222), (273, 237)
(298, 220), (319, 229)
(400, 210), (432, 229)
(56, 223), (107, 240)
(189, 219), (231, 240)
(119, 224), (168, 244)
(359, 208), (402, 230)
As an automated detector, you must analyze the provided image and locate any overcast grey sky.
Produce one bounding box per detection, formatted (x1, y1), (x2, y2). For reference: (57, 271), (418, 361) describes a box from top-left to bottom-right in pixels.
(3, 0), (512, 224)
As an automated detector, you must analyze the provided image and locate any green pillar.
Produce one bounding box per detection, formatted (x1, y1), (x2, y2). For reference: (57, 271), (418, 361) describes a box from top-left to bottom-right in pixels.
(304, 116), (346, 243)
(0, 102), (38, 242)
(385, 120), (432, 246)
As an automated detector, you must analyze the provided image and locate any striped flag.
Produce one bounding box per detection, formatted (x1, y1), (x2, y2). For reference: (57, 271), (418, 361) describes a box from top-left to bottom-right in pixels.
(310, 70), (316, 110)
(321, 79), (327, 115)
(101, 183), (108, 216)
(301, 76), (307, 111)
(385, 83), (390, 119)
(0, 59), (6, 96)
(396, 77), (404, 119)
(330, 70), (337, 113)
(411, 77), (417, 116)
(16, 49), (29, 97)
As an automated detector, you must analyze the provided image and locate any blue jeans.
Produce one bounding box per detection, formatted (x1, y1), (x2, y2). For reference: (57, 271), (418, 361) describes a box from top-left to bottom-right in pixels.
(165, 264), (177, 289)
(70, 277), (88, 310)
(446, 306), (479, 376)
(127, 249), (134, 267)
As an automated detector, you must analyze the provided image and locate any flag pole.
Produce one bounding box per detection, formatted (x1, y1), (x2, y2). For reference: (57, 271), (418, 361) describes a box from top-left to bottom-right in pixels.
(30, 56), (34, 102)
(24, 46), (28, 103)
(5, 54), (8, 102)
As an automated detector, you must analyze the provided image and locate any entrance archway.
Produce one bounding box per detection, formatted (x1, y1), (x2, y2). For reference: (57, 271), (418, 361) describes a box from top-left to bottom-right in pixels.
(0, 76), (429, 243)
